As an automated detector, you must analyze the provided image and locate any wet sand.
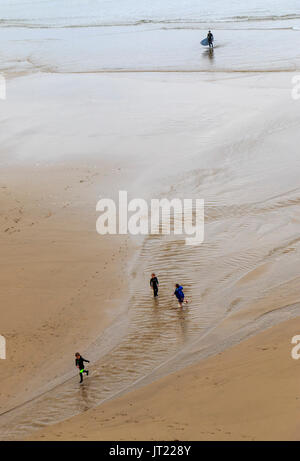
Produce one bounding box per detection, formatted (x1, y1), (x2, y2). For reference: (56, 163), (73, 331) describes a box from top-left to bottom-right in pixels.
(1, 70), (300, 439)
(0, 161), (133, 414)
(29, 316), (300, 441)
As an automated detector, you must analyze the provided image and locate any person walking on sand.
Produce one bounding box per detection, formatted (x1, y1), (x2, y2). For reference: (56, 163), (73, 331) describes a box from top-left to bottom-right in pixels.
(75, 352), (90, 383)
(150, 273), (159, 297)
(207, 30), (214, 48)
(174, 283), (188, 308)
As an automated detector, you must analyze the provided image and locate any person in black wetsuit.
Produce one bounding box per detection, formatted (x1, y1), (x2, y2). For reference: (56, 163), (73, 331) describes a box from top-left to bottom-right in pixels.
(207, 30), (214, 48)
(75, 352), (90, 383)
(150, 273), (159, 297)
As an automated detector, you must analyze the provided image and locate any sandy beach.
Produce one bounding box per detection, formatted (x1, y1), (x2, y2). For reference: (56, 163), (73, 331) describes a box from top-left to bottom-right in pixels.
(29, 316), (300, 441)
(1, 70), (300, 440)
(0, 149), (134, 414)
(1, 0), (300, 442)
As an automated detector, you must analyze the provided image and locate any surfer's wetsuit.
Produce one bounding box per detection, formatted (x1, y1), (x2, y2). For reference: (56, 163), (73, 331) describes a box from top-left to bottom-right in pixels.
(150, 276), (159, 297)
(75, 356), (90, 383)
(207, 32), (214, 48)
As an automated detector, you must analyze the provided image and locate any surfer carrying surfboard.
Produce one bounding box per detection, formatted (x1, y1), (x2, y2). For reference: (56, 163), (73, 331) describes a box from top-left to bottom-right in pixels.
(207, 30), (214, 48)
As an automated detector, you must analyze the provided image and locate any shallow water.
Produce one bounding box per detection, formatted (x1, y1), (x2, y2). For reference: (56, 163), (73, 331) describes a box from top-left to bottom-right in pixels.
(1, 205), (300, 440)
(0, 0), (299, 76)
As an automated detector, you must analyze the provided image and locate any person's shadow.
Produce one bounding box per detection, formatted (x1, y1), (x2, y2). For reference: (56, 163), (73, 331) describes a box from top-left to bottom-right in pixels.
(201, 44), (215, 63)
(78, 382), (92, 412)
(204, 47), (215, 61)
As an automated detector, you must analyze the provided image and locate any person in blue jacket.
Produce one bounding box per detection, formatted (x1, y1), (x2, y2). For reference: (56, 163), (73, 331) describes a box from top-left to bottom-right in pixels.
(174, 284), (188, 308)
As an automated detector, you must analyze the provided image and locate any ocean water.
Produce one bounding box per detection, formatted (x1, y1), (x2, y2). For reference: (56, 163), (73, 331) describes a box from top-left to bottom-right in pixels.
(0, 0), (299, 75)
(0, 0), (299, 26)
